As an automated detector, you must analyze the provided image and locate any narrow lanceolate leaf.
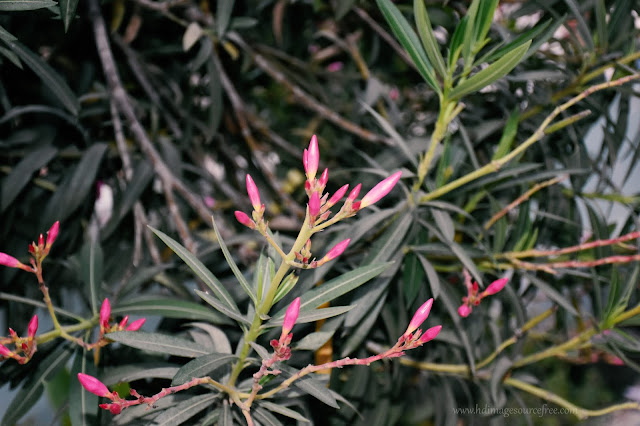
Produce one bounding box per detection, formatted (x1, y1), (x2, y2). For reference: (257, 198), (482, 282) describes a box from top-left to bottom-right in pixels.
(2, 40), (79, 115)
(259, 401), (310, 423)
(216, 0), (235, 37)
(267, 306), (354, 327)
(102, 363), (180, 385)
(112, 298), (231, 325)
(172, 353), (237, 385)
(59, 0), (80, 32)
(376, 0), (440, 93)
(414, 0), (446, 78)
(211, 216), (256, 304)
(449, 41), (531, 100)
(0, 0), (57, 10)
(274, 262), (391, 318)
(69, 349), (99, 426)
(149, 226), (239, 313)
(80, 239), (103, 315)
(107, 331), (210, 358)
(2, 344), (74, 426)
(279, 365), (338, 408)
(153, 394), (218, 426)
(196, 290), (251, 326)
(1, 145), (57, 212)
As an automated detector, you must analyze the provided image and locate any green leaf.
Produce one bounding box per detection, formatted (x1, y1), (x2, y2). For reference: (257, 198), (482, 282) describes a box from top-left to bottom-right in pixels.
(80, 239), (103, 315)
(41, 143), (107, 227)
(2, 344), (74, 425)
(449, 41), (531, 100)
(2, 40), (79, 115)
(473, 0), (498, 52)
(334, 0), (356, 20)
(403, 252), (424, 307)
(211, 216), (256, 304)
(416, 253), (440, 299)
(196, 290), (251, 326)
(414, 0), (446, 78)
(461, 0), (480, 64)
(0, 0), (57, 10)
(376, 0), (440, 93)
(154, 394), (219, 426)
(102, 363), (180, 386)
(481, 19), (552, 64)
(58, 0), (79, 32)
(448, 16), (467, 68)
(1, 145), (57, 212)
(112, 297), (231, 325)
(492, 110), (519, 160)
(274, 262), (391, 317)
(69, 349), (99, 426)
(523, 273), (578, 316)
(253, 406), (284, 426)
(279, 365), (338, 408)
(149, 226), (239, 312)
(172, 353), (237, 385)
(294, 331), (335, 351)
(216, 0), (235, 37)
(0, 24), (17, 42)
(268, 305), (354, 327)
(259, 401), (310, 423)
(107, 331), (210, 358)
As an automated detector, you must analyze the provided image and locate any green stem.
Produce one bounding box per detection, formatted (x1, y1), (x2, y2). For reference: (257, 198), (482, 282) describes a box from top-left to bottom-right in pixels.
(413, 100), (453, 192)
(227, 215), (313, 387)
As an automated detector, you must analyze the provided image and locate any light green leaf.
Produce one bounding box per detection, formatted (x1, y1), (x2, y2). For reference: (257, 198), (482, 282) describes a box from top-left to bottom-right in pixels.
(58, 0), (79, 32)
(196, 290), (251, 326)
(259, 401), (310, 423)
(492, 110), (519, 160)
(450, 41), (531, 100)
(112, 297), (231, 325)
(107, 331), (210, 358)
(154, 394), (219, 426)
(0, 0), (57, 10)
(102, 363), (180, 386)
(414, 0), (446, 78)
(172, 353), (237, 385)
(376, 0), (440, 93)
(216, 0), (235, 37)
(294, 331), (335, 351)
(279, 365), (338, 408)
(211, 216), (256, 304)
(149, 226), (239, 312)
(80, 239), (102, 315)
(268, 306), (354, 327)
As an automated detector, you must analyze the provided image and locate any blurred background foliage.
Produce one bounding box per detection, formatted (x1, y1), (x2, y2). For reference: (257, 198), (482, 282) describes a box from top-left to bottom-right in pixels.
(1, 0), (640, 424)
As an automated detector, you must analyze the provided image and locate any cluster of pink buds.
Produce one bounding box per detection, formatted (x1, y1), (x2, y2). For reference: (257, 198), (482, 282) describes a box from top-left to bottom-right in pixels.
(0, 221), (59, 274)
(457, 270), (508, 317)
(0, 315), (39, 364)
(95, 298), (145, 346)
(235, 135), (402, 269)
(396, 299), (442, 352)
(78, 373), (127, 414)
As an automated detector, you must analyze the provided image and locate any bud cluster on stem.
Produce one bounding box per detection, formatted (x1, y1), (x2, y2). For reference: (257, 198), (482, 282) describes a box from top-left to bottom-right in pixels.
(457, 270), (509, 317)
(0, 314), (39, 364)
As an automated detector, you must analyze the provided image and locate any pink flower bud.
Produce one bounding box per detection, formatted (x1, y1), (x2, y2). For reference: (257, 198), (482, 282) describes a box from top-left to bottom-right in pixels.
(281, 297), (301, 338)
(45, 221), (59, 249)
(404, 298), (433, 336)
(305, 135), (319, 180)
(318, 169), (329, 187)
(38, 234), (44, 248)
(327, 184), (349, 207)
(28, 315), (38, 339)
(483, 278), (508, 296)
(327, 61), (343, 72)
(0, 344), (12, 357)
(322, 239), (350, 262)
(245, 174), (262, 211)
(308, 192), (321, 217)
(126, 318), (146, 331)
(77, 373), (111, 397)
(346, 183), (361, 202)
(100, 298), (111, 328)
(234, 211), (255, 229)
(360, 171), (402, 209)
(0, 253), (22, 268)
(458, 304), (472, 317)
(419, 325), (442, 343)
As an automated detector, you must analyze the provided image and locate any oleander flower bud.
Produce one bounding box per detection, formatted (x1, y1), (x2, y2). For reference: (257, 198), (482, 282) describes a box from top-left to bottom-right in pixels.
(0, 344), (12, 357)
(245, 174), (262, 211)
(322, 239), (350, 263)
(126, 318), (146, 331)
(327, 184), (349, 207)
(281, 297), (301, 339)
(78, 373), (111, 398)
(482, 278), (508, 296)
(234, 211), (255, 229)
(419, 325), (442, 343)
(28, 315), (38, 339)
(100, 298), (111, 329)
(318, 168), (329, 187)
(308, 192), (321, 217)
(45, 221), (59, 250)
(404, 298), (433, 336)
(304, 135), (319, 181)
(0, 253), (29, 271)
(458, 304), (472, 318)
(359, 171), (402, 209)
